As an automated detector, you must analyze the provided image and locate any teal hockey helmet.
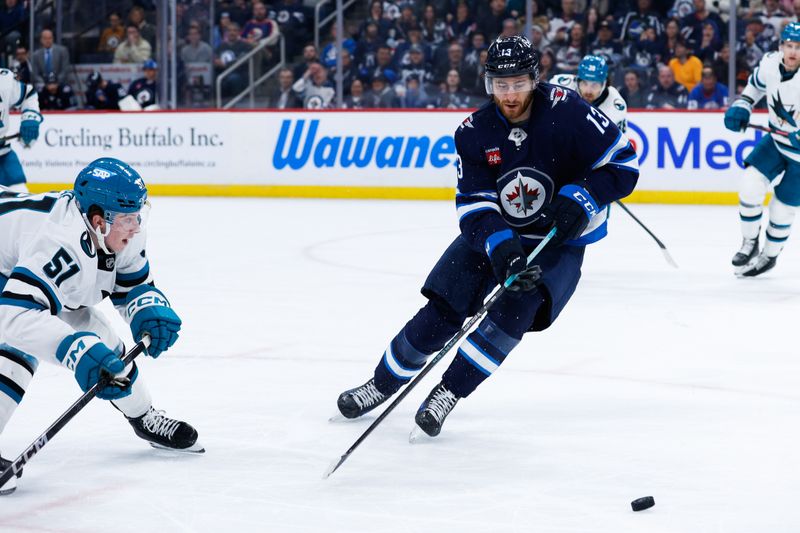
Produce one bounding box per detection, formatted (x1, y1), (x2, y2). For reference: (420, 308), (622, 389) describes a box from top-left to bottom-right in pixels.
(782, 21), (800, 42)
(577, 55), (609, 84)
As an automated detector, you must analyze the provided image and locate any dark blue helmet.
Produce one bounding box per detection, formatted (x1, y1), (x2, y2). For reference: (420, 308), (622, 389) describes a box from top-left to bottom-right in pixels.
(485, 35), (539, 80)
(73, 158), (147, 224)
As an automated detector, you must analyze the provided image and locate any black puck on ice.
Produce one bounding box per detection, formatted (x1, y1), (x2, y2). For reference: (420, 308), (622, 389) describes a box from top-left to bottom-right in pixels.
(631, 496), (655, 512)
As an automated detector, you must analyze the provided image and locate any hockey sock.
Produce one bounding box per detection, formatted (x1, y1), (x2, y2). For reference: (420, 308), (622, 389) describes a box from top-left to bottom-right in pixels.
(739, 166), (769, 239)
(764, 197), (795, 258)
(0, 346), (37, 433)
(373, 299), (463, 394)
(442, 317), (521, 398)
(111, 362), (152, 418)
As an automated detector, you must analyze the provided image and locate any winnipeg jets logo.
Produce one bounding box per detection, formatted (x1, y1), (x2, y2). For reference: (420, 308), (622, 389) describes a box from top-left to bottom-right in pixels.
(770, 90), (797, 127)
(508, 128), (527, 147)
(497, 167), (553, 226)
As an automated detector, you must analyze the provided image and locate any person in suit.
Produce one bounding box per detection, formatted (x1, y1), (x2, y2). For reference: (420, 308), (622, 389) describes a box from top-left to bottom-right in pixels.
(32, 29), (71, 86)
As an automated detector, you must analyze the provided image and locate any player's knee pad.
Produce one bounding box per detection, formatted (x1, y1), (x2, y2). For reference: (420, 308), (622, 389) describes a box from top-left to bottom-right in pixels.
(739, 166), (770, 207)
(0, 346), (38, 432)
(769, 196), (796, 225)
(428, 294), (465, 329)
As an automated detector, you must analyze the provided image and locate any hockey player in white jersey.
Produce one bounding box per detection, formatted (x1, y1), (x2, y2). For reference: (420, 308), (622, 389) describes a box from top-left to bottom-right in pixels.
(0, 67), (42, 192)
(724, 22), (800, 277)
(550, 55), (627, 134)
(0, 158), (202, 495)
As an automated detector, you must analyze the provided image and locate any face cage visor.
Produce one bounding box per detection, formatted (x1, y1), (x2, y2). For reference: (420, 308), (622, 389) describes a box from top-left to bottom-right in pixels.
(485, 74), (536, 96)
(96, 201), (150, 239)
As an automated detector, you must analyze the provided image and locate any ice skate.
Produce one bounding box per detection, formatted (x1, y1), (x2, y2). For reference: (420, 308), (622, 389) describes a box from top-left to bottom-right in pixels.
(336, 378), (390, 419)
(731, 237), (759, 267)
(0, 455), (21, 496)
(127, 407), (204, 453)
(411, 382), (459, 440)
(736, 253), (777, 277)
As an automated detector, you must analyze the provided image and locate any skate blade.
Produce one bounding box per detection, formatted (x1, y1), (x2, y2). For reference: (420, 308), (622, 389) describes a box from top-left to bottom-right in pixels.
(0, 486), (16, 496)
(149, 441), (205, 454)
(408, 426), (429, 444)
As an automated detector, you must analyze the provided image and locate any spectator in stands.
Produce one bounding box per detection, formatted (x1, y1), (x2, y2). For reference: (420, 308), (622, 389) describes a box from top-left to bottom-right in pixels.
(85, 71), (125, 110)
(215, 23), (252, 97)
(758, 0), (789, 43)
(618, 0), (663, 42)
(555, 22), (586, 74)
(538, 47), (556, 80)
(181, 25), (213, 65)
(548, 0), (584, 46)
(0, 0), (25, 47)
(447, 2), (476, 46)
(712, 42), (740, 87)
(399, 44), (434, 87)
(421, 4), (448, 50)
(128, 6), (156, 51)
(687, 66), (728, 109)
(530, 23), (550, 50)
(646, 64), (689, 108)
(500, 17), (520, 39)
(269, 0), (312, 57)
(394, 25), (430, 68)
(242, 1), (278, 45)
(668, 39), (703, 91)
(680, 0), (724, 48)
(434, 41), (474, 88)
(367, 44), (395, 81)
(659, 18), (681, 63)
(737, 21), (767, 70)
(270, 67), (302, 109)
(589, 20), (623, 66)
(434, 68), (474, 108)
(355, 21), (383, 73)
(397, 4), (419, 37)
(471, 48), (489, 95)
(113, 24), (152, 64)
(321, 24), (357, 69)
(213, 11), (232, 49)
(365, 71), (399, 108)
(695, 20), (721, 62)
(294, 44), (320, 79)
(400, 73), (431, 108)
(12, 42), (32, 85)
(292, 60), (335, 108)
(39, 72), (76, 111)
(98, 11), (125, 55)
(476, 0), (507, 40)
(226, 0), (250, 27)
(32, 29), (71, 86)
(619, 69), (648, 108)
(464, 32), (487, 70)
(343, 78), (366, 109)
(360, 1), (402, 46)
(128, 59), (158, 109)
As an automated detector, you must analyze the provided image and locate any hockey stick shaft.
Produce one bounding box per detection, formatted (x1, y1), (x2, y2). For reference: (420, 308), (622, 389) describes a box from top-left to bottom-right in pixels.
(614, 200), (678, 268)
(747, 123), (789, 138)
(0, 335), (150, 487)
(324, 228), (557, 479)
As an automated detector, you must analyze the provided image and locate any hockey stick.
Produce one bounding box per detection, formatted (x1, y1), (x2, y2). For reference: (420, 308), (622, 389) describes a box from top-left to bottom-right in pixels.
(0, 132), (20, 143)
(0, 334), (151, 489)
(614, 200), (678, 268)
(747, 123), (790, 138)
(323, 228), (557, 479)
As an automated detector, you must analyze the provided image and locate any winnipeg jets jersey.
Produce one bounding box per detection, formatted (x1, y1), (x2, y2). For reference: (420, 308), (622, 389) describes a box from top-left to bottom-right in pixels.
(0, 69), (41, 156)
(739, 51), (800, 163)
(549, 74), (628, 133)
(0, 191), (151, 362)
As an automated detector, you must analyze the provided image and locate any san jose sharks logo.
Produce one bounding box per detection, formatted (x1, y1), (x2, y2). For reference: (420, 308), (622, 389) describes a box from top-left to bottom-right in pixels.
(770, 90), (797, 127)
(497, 167), (554, 226)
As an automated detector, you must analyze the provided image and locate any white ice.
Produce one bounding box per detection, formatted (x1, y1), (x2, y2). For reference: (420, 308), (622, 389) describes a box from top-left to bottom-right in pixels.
(2, 198), (800, 533)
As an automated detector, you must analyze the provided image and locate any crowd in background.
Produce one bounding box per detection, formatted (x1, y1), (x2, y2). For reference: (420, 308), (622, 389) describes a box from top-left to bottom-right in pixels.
(0, 0), (794, 110)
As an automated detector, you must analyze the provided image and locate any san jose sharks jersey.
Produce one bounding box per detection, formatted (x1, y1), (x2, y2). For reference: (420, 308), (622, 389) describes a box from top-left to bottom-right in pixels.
(454, 82), (639, 252)
(549, 73), (628, 133)
(738, 51), (800, 163)
(0, 68), (41, 157)
(0, 190), (151, 362)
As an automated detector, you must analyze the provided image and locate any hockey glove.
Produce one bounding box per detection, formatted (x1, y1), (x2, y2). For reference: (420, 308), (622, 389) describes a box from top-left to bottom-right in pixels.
(56, 332), (131, 400)
(790, 130), (800, 151)
(125, 285), (181, 358)
(486, 231), (540, 291)
(723, 104), (751, 133)
(538, 184), (599, 246)
(19, 110), (42, 146)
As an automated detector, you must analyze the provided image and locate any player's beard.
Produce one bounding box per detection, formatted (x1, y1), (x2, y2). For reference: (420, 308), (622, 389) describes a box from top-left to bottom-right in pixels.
(495, 91), (534, 122)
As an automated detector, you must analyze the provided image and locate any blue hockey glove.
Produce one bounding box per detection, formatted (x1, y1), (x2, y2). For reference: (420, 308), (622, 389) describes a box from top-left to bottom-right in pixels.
(485, 230), (541, 291)
(56, 332), (131, 400)
(724, 105), (750, 133)
(538, 184), (599, 246)
(125, 285), (181, 358)
(19, 110), (41, 146)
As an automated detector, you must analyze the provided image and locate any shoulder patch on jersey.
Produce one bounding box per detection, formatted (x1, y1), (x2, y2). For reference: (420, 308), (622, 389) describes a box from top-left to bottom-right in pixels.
(80, 231), (96, 258)
(549, 86), (569, 108)
(485, 146), (502, 165)
(459, 114), (474, 130)
(557, 76), (570, 85)
(614, 99), (625, 111)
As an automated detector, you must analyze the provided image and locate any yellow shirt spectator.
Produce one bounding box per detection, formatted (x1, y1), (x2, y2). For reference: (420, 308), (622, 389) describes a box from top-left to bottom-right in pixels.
(668, 41), (703, 92)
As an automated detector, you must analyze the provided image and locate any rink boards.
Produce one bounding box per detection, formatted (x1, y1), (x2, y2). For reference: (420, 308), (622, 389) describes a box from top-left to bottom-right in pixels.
(19, 109), (771, 204)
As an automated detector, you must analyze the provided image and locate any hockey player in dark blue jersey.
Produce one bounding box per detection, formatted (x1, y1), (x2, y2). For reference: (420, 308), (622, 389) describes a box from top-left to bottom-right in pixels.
(336, 35), (639, 439)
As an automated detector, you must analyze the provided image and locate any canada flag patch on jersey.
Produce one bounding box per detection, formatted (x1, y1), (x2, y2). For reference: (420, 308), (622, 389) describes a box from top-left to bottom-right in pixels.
(550, 86), (568, 108)
(485, 147), (501, 165)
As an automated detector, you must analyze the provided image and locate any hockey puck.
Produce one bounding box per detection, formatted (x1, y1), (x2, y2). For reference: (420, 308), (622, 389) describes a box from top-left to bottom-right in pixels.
(631, 496), (655, 512)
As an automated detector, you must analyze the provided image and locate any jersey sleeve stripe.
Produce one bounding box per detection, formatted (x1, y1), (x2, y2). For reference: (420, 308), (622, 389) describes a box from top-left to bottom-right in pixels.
(457, 202), (502, 220)
(13, 82), (25, 107)
(115, 264), (151, 287)
(0, 293), (47, 311)
(0, 346), (37, 375)
(590, 131), (626, 170)
(0, 374), (24, 403)
(9, 267), (61, 314)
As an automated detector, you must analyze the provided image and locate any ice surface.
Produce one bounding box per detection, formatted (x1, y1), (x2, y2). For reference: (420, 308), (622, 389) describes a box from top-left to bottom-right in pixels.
(2, 198), (799, 532)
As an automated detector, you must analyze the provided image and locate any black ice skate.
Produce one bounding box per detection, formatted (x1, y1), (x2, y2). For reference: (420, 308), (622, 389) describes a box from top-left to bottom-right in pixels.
(336, 378), (390, 419)
(0, 455), (22, 496)
(737, 253), (777, 278)
(732, 237), (759, 267)
(410, 382), (459, 441)
(127, 407), (204, 453)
